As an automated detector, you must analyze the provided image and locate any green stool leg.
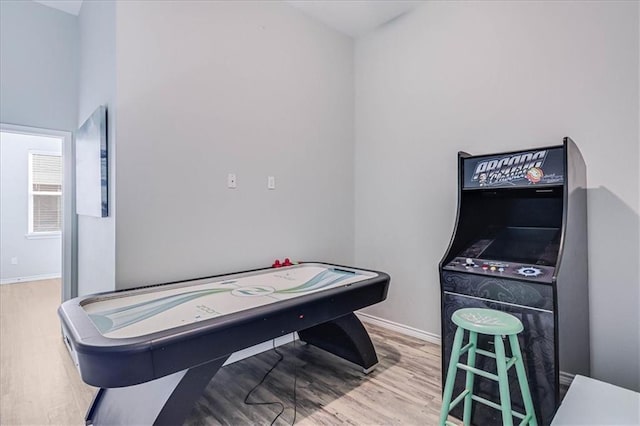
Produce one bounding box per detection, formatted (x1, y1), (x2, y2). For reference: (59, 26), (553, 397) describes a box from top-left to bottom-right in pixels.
(439, 327), (465, 426)
(508, 334), (538, 426)
(494, 335), (513, 426)
(462, 331), (478, 426)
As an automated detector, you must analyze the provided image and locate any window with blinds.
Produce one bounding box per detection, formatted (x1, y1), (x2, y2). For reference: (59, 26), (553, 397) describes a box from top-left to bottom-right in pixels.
(29, 153), (62, 233)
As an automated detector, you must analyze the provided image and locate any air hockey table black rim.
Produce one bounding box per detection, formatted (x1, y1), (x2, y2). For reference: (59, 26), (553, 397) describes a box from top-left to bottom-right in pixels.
(58, 262), (390, 387)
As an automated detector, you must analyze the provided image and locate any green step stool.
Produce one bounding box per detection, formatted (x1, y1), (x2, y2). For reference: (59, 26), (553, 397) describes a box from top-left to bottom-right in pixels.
(439, 308), (538, 426)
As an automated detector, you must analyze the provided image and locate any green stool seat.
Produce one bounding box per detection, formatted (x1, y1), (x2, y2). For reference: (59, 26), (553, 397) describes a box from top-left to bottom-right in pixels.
(452, 308), (524, 336)
(440, 308), (538, 426)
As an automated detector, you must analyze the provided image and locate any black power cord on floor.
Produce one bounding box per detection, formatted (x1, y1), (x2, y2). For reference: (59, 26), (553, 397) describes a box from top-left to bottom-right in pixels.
(291, 336), (298, 425)
(243, 336), (299, 425)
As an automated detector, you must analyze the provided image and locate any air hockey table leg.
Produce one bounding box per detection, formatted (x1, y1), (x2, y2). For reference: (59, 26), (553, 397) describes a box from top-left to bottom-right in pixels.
(298, 312), (378, 373)
(85, 355), (229, 426)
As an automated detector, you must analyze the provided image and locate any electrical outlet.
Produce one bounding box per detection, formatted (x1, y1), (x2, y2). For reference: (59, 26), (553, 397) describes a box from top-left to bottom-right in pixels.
(11, 257), (18, 265)
(267, 176), (276, 190)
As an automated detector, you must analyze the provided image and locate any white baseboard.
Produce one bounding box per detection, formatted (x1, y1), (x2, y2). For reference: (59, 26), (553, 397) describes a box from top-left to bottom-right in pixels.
(223, 333), (299, 366)
(0, 273), (61, 285)
(221, 311), (444, 366)
(357, 312), (578, 388)
(356, 312), (441, 345)
(560, 371), (575, 387)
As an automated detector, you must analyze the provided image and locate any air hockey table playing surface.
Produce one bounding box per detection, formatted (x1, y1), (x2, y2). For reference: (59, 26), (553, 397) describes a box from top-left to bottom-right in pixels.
(59, 262), (389, 426)
(83, 264), (377, 339)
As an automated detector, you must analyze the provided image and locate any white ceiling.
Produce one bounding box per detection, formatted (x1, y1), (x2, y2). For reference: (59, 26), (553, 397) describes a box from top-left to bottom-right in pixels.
(33, 0), (82, 15)
(32, 1), (420, 38)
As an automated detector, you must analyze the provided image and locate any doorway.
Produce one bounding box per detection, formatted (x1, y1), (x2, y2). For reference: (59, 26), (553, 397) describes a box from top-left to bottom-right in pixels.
(0, 124), (76, 301)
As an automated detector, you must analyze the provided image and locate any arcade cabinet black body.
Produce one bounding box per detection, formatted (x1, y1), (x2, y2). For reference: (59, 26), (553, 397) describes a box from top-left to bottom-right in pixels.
(439, 137), (589, 425)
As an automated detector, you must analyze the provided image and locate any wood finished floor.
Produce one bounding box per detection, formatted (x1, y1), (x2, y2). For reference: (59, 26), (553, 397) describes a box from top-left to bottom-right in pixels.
(1, 279), (449, 425)
(0, 279), (95, 425)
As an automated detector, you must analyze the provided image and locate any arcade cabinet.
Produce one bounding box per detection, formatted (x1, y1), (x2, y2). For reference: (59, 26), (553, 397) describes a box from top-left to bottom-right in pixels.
(439, 137), (589, 425)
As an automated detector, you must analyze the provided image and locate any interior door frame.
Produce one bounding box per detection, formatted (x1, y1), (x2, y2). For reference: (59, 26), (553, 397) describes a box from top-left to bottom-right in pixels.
(0, 123), (77, 301)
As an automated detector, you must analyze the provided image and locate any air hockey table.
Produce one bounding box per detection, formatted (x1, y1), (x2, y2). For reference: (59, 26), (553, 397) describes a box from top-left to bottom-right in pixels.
(58, 262), (390, 426)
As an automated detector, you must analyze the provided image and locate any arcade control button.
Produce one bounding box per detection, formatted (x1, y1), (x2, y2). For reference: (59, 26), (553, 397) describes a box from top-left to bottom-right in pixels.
(482, 265), (489, 270)
(498, 267), (505, 272)
(517, 266), (542, 277)
(282, 258), (293, 267)
(272, 259), (282, 268)
(490, 266), (496, 271)
(465, 258), (474, 265)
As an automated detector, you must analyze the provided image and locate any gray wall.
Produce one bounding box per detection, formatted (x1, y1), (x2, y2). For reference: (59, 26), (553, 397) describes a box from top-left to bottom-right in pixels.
(114, 1), (355, 288)
(76, 0), (117, 295)
(0, 132), (62, 282)
(0, 0), (78, 131)
(354, 1), (639, 391)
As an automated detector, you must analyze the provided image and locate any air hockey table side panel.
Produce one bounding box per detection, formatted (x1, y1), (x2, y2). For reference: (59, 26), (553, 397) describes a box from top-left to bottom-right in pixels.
(59, 263), (390, 388)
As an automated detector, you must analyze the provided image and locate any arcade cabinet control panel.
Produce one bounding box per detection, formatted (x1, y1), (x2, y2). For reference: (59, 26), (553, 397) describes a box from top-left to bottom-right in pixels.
(442, 226), (560, 283)
(443, 257), (554, 283)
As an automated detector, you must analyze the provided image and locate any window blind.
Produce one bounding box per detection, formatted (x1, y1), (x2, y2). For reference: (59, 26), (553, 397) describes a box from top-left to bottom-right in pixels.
(32, 154), (62, 189)
(31, 153), (62, 232)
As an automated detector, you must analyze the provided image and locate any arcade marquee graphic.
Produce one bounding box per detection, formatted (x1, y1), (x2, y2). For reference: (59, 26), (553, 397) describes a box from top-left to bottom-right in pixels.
(464, 147), (565, 188)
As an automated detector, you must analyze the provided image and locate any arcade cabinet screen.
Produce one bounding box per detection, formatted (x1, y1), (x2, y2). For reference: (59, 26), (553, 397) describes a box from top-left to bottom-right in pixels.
(480, 227), (560, 265)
